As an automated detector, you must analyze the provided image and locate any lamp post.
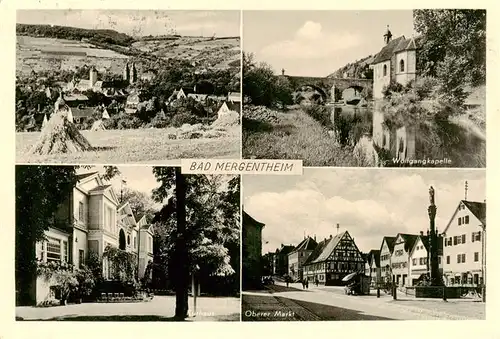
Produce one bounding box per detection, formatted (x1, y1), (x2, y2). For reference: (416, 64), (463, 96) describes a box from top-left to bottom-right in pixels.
(192, 264), (200, 317)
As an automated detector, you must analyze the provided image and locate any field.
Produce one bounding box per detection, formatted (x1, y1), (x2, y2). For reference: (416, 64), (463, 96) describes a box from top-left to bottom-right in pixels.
(243, 108), (359, 167)
(16, 35), (240, 76)
(16, 127), (240, 164)
(16, 36), (129, 75)
(132, 36), (240, 69)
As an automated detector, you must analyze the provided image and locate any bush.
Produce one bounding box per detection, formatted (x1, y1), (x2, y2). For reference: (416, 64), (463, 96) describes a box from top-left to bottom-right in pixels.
(170, 111), (199, 127)
(75, 266), (96, 299)
(410, 76), (440, 100)
(382, 81), (405, 98)
(303, 104), (334, 130)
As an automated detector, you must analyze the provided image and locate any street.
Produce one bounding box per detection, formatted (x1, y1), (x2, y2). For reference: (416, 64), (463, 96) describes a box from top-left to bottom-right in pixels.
(242, 282), (485, 321)
(16, 296), (240, 321)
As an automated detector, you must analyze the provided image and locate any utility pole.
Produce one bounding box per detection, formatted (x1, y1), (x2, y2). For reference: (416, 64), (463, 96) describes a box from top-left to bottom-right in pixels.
(174, 167), (189, 320)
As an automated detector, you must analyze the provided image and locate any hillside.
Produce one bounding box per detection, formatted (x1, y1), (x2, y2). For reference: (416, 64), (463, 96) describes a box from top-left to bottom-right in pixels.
(17, 23), (135, 46)
(327, 55), (374, 79)
(16, 24), (240, 77)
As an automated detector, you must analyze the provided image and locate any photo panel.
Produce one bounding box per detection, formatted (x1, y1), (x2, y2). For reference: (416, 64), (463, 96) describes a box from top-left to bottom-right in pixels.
(242, 168), (486, 321)
(15, 165), (241, 321)
(15, 10), (242, 165)
(242, 10), (486, 168)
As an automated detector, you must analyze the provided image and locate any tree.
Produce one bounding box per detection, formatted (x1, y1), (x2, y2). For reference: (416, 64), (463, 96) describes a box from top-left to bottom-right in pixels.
(119, 187), (157, 222)
(243, 52), (276, 107)
(413, 10), (486, 94)
(274, 76), (294, 109)
(16, 165), (78, 305)
(151, 169), (240, 298)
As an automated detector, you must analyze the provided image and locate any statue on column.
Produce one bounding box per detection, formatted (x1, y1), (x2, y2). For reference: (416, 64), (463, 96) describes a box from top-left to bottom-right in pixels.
(281, 68), (285, 76)
(429, 186), (435, 205)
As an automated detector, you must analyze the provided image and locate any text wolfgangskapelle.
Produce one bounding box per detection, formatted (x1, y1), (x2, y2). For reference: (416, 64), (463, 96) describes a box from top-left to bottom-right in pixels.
(188, 161), (295, 173)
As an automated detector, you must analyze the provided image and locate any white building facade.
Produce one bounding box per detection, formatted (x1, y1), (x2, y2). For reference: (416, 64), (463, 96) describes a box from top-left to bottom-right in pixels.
(441, 200), (486, 286)
(34, 172), (154, 304)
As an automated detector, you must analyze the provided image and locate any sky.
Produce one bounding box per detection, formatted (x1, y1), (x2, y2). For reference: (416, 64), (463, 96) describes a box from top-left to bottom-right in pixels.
(243, 169), (486, 254)
(243, 10), (415, 76)
(76, 165), (159, 201)
(17, 10), (240, 37)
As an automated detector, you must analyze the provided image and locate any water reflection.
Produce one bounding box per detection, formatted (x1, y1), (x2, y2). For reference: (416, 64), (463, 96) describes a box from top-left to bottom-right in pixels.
(330, 103), (486, 167)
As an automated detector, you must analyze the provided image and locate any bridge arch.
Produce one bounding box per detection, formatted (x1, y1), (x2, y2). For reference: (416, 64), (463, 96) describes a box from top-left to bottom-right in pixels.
(294, 84), (328, 103)
(283, 75), (373, 103)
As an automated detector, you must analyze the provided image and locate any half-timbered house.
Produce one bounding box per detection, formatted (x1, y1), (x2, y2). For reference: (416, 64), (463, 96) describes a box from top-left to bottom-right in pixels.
(302, 231), (365, 286)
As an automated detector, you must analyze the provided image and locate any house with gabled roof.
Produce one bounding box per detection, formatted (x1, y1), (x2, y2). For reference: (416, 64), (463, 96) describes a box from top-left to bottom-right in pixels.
(242, 211), (265, 290)
(408, 232), (444, 286)
(302, 231), (365, 286)
(441, 200), (486, 286)
(379, 236), (396, 284)
(287, 236), (318, 281)
(391, 233), (419, 286)
(371, 26), (417, 99)
(366, 249), (381, 287)
(32, 171), (153, 305)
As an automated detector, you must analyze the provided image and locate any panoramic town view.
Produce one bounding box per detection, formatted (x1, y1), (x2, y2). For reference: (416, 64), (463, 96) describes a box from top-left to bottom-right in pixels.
(15, 165), (240, 321)
(15, 10), (241, 164)
(242, 169), (486, 320)
(242, 10), (486, 167)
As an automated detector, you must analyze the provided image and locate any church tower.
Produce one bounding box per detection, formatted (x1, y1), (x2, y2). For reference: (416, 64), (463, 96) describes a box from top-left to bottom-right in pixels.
(89, 67), (98, 87)
(131, 63), (137, 84)
(123, 63), (130, 83)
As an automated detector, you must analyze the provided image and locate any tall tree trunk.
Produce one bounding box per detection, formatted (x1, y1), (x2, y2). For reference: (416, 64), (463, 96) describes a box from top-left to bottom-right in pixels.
(174, 168), (189, 319)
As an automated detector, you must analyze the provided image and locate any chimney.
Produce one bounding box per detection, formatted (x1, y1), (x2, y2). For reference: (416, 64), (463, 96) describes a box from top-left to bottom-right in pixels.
(314, 235), (316, 242)
(420, 231), (424, 236)
(330, 234), (332, 239)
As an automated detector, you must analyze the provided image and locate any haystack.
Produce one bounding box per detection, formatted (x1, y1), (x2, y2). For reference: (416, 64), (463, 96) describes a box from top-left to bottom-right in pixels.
(29, 96), (93, 155)
(91, 119), (106, 131)
(211, 110), (239, 128)
(41, 114), (48, 129)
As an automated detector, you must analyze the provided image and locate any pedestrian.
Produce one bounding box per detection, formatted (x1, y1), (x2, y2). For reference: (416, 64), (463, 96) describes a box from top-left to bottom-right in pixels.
(305, 279), (309, 289)
(301, 279), (305, 289)
(315, 278), (319, 287)
(286, 277), (289, 288)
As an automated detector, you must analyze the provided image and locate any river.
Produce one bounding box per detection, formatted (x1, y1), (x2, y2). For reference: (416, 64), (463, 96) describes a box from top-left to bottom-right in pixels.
(328, 103), (485, 167)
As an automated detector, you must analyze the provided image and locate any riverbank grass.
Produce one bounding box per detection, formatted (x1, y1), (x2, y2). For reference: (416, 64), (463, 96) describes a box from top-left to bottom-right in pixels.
(243, 108), (358, 166)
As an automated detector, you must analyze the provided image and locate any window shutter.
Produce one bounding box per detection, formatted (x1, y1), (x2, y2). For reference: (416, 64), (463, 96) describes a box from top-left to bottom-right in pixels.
(453, 236), (457, 245)
(458, 218), (462, 225)
(462, 234), (466, 243)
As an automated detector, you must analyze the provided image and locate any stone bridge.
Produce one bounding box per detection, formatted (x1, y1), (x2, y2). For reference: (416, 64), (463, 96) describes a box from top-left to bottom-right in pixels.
(280, 75), (373, 102)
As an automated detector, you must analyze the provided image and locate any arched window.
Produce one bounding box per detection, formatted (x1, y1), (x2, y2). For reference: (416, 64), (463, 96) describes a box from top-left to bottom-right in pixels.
(400, 59), (405, 72)
(383, 64), (387, 77)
